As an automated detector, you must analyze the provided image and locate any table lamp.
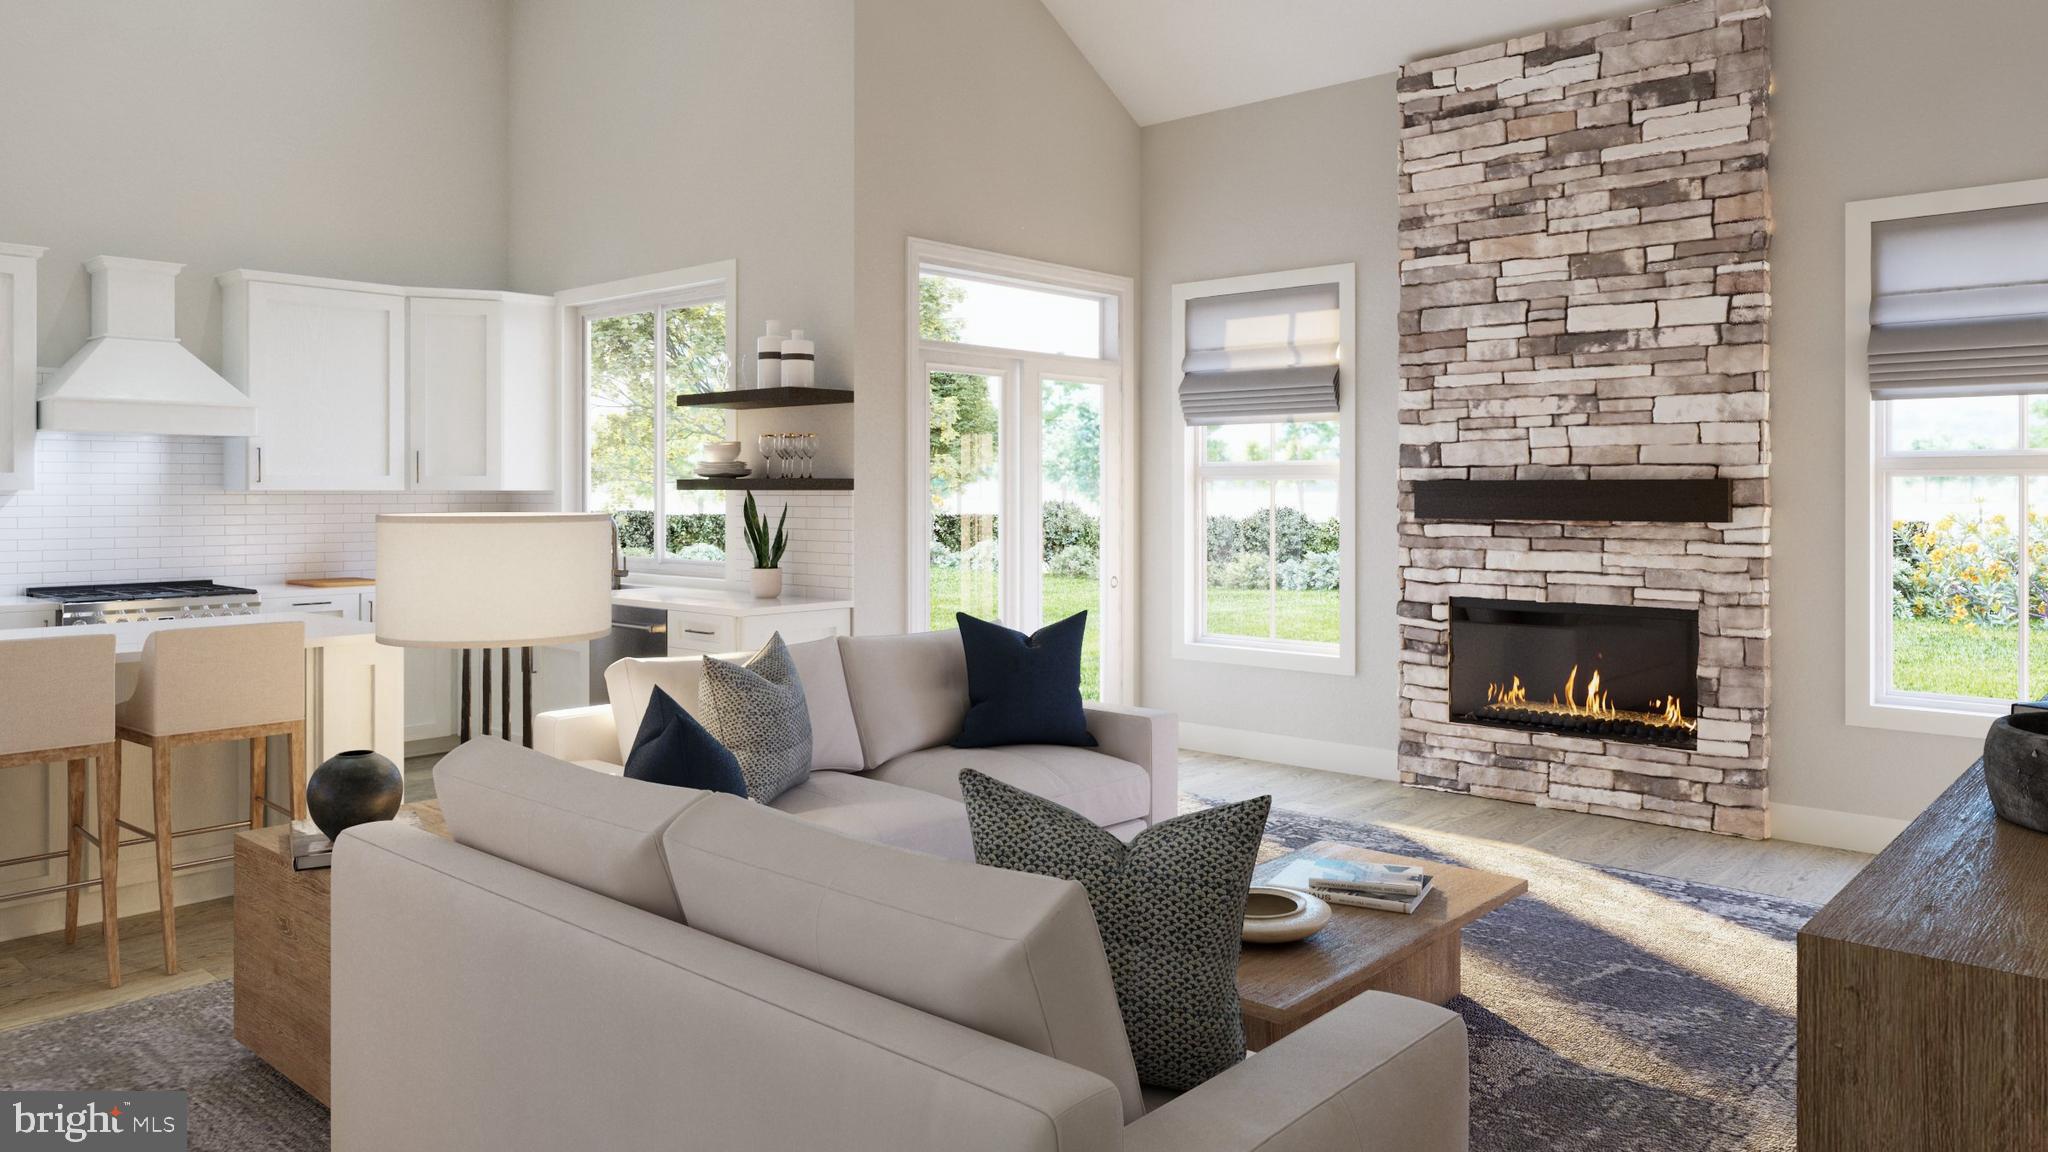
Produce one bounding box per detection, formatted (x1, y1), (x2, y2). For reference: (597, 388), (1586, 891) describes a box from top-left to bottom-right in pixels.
(375, 513), (613, 747)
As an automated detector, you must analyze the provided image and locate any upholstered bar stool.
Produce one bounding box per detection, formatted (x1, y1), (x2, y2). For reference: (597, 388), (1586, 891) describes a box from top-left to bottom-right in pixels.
(116, 620), (306, 974)
(0, 633), (123, 986)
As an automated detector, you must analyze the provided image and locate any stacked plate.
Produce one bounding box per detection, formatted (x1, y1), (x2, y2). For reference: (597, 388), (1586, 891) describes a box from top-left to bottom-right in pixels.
(695, 461), (751, 479)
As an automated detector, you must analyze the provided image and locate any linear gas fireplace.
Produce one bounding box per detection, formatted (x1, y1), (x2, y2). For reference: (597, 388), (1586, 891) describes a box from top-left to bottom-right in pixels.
(1449, 598), (1699, 750)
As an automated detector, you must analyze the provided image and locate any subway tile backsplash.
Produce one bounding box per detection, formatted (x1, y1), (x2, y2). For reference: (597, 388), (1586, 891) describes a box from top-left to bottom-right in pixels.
(0, 434), (856, 600)
(0, 433), (551, 592)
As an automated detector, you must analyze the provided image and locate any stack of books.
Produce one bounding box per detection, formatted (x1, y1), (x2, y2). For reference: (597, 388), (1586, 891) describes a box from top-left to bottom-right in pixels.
(1262, 854), (1437, 915)
(288, 809), (423, 871)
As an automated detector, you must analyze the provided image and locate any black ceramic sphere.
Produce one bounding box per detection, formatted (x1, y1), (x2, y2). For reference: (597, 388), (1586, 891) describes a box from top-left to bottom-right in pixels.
(1984, 713), (2048, 834)
(306, 749), (404, 842)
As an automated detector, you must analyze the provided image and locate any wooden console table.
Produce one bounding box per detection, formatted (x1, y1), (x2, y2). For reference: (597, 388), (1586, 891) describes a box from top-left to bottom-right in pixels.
(1798, 763), (2048, 1150)
(233, 802), (445, 1106)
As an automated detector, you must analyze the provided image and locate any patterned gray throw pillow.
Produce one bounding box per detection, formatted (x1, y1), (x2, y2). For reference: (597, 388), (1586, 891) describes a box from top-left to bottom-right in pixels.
(697, 634), (812, 804)
(959, 768), (1270, 1091)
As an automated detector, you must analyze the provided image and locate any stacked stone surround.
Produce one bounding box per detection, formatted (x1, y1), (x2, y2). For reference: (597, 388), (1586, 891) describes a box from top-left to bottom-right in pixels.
(1393, 0), (1773, 838)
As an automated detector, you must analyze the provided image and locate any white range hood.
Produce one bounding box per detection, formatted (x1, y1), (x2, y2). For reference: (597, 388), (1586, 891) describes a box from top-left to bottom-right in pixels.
(37, 256), (256, 436)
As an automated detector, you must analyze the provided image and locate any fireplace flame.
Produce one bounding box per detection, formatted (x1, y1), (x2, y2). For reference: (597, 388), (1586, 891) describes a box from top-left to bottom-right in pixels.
(1482, 663), (1695, 733)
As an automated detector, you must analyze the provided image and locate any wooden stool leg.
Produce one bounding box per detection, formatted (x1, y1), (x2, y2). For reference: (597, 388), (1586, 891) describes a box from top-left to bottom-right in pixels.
(288, 721), (309, 821)
(152, 741), (178, 975)
(64, 759), (86, 944)
(250, 736), (267, 831)
(97, 746), (122, 988)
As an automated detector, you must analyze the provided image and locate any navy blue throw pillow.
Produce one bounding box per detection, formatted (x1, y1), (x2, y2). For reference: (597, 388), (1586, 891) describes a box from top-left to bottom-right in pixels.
(952, 612), (1098, 749)
(624, 686), (746, 796)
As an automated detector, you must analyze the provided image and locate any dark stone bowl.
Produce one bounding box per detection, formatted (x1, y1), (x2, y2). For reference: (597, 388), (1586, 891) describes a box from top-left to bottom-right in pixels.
(1984, 713), (2048, 834)
(306, 748), (404, 842)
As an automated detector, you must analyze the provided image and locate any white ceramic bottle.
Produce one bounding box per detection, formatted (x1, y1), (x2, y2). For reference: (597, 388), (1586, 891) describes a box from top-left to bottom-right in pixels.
(780, 328), (816, 388)
(755, 320), (785, 389)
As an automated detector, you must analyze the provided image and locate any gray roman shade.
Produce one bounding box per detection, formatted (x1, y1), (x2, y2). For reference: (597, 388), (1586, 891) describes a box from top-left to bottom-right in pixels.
(1868, 201), (2048, 399)
(1180, 281), (1341, 424)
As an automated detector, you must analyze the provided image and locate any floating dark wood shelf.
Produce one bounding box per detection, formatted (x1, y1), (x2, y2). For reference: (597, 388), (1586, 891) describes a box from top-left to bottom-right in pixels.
(1411, 478), (1733, 523)
(673, 387), (853, 410)
(674, 477), (853, 492)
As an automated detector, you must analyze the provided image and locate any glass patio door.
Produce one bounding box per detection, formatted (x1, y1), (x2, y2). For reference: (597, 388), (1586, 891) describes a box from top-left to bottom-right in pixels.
(918, 354), (1122, 702)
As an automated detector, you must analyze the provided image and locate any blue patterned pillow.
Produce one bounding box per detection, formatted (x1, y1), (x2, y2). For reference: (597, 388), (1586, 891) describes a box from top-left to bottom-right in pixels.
(960, 768), (1271, 1091)
(623, 687), (745, 796)
(952, 611), (1097, 748)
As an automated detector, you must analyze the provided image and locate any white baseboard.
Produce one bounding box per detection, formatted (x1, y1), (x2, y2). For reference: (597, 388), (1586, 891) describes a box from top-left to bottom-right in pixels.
(1180, 722), (1399, 781)
(1769, 802), (1908, 855)
(0, 859), (234, 945)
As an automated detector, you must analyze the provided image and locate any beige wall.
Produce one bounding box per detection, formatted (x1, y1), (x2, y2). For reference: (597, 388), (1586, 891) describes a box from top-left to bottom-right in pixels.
(1765, 0), (2048, 828)
(851, 0), (1142, 634)
(507, 0), (857, 479)
(1135, 77), (1400, 758)
(0, 0), (512, 370)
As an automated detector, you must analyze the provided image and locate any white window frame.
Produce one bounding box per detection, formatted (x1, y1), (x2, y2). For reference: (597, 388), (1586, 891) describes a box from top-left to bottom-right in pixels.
(1845, 178), (2048, 736)
(1172, 265), (1356, 676)
(904, 237), (1137, 705)
(557, 260), (738, 581)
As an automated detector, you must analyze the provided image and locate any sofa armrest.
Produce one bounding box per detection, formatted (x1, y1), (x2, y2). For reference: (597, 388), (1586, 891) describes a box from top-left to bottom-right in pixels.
(1084, 704), (1177, 825)
(532, 703), (620, 766)
(1121, 992), (1467, 1152)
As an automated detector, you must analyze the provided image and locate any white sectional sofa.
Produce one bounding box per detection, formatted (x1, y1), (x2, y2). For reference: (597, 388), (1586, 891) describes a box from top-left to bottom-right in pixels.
(533, 629), (1179, 858)
(329, 739), (1470, 1152)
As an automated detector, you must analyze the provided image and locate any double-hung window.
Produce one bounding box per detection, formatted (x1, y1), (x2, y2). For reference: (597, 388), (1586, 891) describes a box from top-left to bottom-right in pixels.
(1849, 182), (2048, 733)
(1174, 266), (1355, 674)
(567, 262), (736, 578)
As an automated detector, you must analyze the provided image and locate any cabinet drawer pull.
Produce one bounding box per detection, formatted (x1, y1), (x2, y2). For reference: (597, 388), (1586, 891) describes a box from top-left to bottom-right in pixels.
(291, 601), (332, 607)
(255, 445), (263, 484)
(682, 627), (717, 636)
(612, 622), (667, 634)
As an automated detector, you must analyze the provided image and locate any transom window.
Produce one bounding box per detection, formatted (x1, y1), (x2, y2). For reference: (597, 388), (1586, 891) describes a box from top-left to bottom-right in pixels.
(579, 274), (733, 576)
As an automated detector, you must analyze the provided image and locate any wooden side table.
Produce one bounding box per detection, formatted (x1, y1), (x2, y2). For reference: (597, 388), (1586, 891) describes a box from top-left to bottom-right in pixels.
(232, 801), (445, 1106)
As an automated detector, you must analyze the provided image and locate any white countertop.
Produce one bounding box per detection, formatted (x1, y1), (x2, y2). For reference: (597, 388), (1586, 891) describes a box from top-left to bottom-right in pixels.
(609, 583), (854, 616)
(0, 612), (375, 660)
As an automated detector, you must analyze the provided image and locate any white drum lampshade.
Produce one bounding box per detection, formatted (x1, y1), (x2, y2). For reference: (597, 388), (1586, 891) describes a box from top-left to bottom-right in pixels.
(374, 513), (613, 648)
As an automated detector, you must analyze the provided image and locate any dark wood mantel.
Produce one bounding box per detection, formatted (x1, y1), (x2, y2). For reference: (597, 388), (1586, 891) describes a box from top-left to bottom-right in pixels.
(1409, 478), (1733, 523)
(1797, 762), (2048, 1149)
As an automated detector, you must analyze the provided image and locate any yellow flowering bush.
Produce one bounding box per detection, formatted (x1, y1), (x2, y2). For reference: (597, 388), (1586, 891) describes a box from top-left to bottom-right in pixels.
(1891, 511), (2046, 624)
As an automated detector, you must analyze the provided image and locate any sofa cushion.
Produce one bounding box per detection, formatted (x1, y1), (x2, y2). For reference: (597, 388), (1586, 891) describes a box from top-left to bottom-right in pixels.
(698, 635), (811, 804)
(604, 636), (862, 771)
(953, 611), (1097, 749)
(961, 770), (1271, 1093)
(623, 686), (745, 796)
(838, 629), (970, 768)
(872, 744), (1151, 828)
(767, 771), (974, 861)
(433, 737), (706, 920)
(661, 793), (1146, 1123)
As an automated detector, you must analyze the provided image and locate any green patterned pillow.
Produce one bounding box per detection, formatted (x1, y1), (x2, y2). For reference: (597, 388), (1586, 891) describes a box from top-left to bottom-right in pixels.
(959, 768), (1270, 1091)
(697, 634), (812, 804)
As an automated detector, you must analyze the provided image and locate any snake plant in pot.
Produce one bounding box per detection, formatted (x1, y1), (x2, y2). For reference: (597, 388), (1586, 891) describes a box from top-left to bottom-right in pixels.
(742, 492), (789, 598)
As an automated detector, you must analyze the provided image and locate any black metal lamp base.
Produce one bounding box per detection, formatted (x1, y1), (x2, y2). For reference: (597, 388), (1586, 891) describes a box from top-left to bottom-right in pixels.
(457, 645), (538, 748)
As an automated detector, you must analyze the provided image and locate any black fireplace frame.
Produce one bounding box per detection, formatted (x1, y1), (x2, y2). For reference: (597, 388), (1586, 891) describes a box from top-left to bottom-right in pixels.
(1448, 596), (1700, 749)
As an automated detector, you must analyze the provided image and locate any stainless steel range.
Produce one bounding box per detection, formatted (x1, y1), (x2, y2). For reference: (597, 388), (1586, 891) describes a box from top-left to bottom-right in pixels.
(27, 580), (263, 626)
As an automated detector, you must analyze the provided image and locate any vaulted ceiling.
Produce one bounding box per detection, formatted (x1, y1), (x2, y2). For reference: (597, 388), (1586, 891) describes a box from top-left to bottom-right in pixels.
(1038, 0), (1645, 126)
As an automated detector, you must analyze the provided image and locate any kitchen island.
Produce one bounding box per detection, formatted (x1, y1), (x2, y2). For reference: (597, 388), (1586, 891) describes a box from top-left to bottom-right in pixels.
(0, 613), (403, 943)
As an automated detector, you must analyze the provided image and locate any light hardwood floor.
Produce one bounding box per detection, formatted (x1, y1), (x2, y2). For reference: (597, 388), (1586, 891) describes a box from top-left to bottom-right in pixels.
(0, 752), (1870, 1033)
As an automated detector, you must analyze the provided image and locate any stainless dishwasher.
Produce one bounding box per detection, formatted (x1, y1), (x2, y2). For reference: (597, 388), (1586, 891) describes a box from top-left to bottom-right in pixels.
(588, 605), (668, 703)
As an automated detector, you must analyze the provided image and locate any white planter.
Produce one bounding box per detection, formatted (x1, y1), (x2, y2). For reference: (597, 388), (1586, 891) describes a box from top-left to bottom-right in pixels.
(749, 568), (784, 599)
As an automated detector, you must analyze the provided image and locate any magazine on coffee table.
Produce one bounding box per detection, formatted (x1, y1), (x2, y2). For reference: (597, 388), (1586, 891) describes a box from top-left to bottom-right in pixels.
(1261, 854), (1433, 898)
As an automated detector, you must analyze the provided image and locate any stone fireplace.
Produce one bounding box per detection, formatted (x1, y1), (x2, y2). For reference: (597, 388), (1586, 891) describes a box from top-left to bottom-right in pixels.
(1394, 0), (1772, 837)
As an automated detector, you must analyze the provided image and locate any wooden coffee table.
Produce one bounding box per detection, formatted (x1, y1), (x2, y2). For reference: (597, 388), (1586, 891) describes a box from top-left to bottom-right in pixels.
(232, 801), (446, 1105)
(1237, 840), (1526, 1049)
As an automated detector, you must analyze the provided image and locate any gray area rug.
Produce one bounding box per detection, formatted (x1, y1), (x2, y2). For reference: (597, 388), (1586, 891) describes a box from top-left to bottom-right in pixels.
(1232, 797), (1809, 1152)
(0, 798), (1808, 1152)
(0, 982), (328, 1152)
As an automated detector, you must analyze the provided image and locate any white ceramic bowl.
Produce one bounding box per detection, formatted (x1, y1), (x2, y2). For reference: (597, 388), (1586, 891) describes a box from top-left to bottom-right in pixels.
(703, 440), (743, 462)
(1241, 885), (1331, 944)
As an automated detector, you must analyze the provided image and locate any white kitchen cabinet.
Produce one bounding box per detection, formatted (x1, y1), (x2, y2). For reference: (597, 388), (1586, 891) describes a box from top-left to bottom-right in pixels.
(407, 293), (555, 492)
(220, 272), (406, 492)
(666, 605), (852, 655)
(257, 590), (363, 620)
(0, 243), (45, 491)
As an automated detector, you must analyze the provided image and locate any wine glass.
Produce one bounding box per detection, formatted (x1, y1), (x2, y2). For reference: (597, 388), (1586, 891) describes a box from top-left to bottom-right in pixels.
(803, 434), (818, 478)
(758, 433), (777, 479)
